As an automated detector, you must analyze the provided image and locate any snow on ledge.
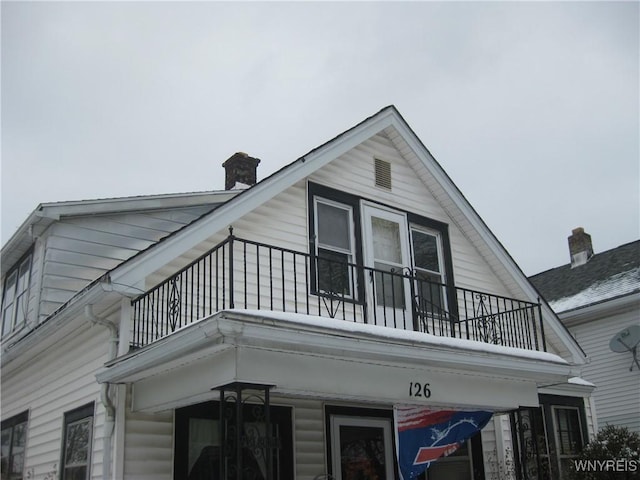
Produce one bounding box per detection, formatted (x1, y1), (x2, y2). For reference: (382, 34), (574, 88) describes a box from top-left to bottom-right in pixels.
(568, 376), (595, 387)
(550, 267), (640, 313)
(222, 309), (568, 366)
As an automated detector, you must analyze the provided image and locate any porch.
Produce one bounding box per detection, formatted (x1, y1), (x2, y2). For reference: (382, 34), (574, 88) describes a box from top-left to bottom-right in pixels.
(130, 230), (546, 352)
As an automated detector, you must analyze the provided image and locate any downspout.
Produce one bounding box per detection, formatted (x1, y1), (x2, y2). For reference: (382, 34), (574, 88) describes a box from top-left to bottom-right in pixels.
(86, 305), (118, 480)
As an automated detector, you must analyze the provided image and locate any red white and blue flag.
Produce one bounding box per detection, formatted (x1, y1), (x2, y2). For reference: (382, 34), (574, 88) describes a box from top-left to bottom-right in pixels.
(394, 406), (493, 479)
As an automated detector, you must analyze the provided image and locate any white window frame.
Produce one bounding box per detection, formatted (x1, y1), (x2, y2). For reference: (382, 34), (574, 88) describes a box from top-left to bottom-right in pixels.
(410, 225), (448, 316)
(313, 197), (357, 298)
(551, 405), (584, 477)
(60, 404), (94, 480)
(329, 415), (395, 480)
(1, 252), (32, 338)
(1, 411), (28, 480)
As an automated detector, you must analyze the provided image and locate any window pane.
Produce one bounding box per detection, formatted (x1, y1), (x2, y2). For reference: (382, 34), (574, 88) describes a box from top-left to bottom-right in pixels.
(372, 217), (402, 264)
(412, 231), (440, 273)
(1, 428), (10, 478)
(415, 271), (445, 314)
(317, 203), (351, 251)
(2, 305), (14, 337)
(339, 425), (388, 479)
(555, 409), (582, 455)
(13, 293), (27, 329)
(16, 260), (30, 294)
(374, 263), (405, 309)
(65, 419), (90, 466)
(318, 249), (352, 296)
(63, 466), (87, 480)
(188, 418), (219, 475)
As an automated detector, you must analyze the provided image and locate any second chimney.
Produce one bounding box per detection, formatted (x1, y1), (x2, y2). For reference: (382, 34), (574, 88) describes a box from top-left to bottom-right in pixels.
(223, 152), (261, 190)
(568, 227), (594, 268)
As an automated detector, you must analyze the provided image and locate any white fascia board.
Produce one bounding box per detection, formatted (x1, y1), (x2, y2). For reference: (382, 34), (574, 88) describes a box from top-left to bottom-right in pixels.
(97, 310), (574, 386)
(37, 190), (236, 217)
(111, 109), (397, 288)
(538, 377), (596, 397)
(220, 311), (572, 381)
(389, 115), (587, 367)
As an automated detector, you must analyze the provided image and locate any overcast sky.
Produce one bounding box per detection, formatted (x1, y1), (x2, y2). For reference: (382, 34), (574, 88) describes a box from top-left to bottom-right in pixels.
(2, 1), (638, 275)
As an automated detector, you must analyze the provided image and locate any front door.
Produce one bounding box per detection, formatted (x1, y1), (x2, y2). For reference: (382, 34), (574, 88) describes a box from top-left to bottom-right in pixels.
(362, 203), (413, 330)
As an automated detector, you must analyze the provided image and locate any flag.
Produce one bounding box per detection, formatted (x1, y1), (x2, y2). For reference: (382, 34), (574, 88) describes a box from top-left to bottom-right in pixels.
(394, 406), (493, 480)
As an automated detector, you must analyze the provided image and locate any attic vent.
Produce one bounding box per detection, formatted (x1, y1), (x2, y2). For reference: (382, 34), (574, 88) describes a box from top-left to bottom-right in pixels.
(374, 158), (392, 190)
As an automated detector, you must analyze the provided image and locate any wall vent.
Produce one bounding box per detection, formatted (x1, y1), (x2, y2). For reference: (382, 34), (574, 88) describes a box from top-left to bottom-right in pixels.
(374, 158), (392, 190)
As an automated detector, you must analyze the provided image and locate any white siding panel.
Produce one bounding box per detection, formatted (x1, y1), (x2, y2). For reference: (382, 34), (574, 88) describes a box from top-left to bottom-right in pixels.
(287, 398), (325, 480)
(568, 308), (640, 432)
(1, 322), (110, 480)
(309, 133), (511, 298)
(123, 403), (173, 480)
(37, 206), (216, 321)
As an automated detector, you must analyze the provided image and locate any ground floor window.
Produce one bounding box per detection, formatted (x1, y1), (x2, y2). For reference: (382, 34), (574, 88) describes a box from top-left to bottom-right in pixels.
(174, 401), (293, 480)
(61, 403), (94, 480)
(1, 411), (28, 480)
(326, 406), (396, 480)
(510, 395), (587, 480)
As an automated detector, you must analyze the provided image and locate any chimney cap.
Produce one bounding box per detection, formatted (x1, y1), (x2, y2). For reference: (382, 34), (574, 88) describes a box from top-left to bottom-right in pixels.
(222, 152), (261, 168)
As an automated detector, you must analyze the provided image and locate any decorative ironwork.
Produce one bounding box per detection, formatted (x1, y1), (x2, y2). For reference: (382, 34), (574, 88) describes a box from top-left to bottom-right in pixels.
(473, 293), (502, 345)
(510, 408), (551, 480)
(218, 383), (277, 480)
(168, 277), (181, 331)
(131, 231), (546, 353)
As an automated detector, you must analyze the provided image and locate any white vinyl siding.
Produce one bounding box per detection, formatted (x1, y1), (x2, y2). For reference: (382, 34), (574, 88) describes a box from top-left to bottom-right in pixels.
(566, 307), (640, 433)
(38, 206), (216, 321)
(142, 132), (518, 332)
(119, 396), (325, 480)
(123, 393), (173, 480)
(0, 323), (110, 480)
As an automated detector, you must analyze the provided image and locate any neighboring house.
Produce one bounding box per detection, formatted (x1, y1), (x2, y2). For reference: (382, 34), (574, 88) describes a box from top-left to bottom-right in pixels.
(530, 228), (640, 434)
(2, 106), (593, 480)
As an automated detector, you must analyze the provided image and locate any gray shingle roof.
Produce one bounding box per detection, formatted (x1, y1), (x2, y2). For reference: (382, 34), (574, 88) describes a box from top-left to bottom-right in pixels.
(529, 240), (640, 312)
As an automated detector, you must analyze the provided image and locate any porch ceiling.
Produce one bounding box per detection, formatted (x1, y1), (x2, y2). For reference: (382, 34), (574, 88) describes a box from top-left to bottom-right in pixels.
(96, 310), (575, 413)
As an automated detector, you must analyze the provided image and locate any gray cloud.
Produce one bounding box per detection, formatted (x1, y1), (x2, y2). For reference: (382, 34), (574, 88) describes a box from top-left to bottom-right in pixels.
(2, 1), (638, 275)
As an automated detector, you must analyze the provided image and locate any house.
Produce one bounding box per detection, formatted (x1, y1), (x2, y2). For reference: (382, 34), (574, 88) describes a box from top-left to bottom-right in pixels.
(2, 106), (594, 480)
(530, 228), (640, 434)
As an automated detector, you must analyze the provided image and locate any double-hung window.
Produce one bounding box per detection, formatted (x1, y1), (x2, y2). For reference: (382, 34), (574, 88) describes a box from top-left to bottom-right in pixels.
(553, 406), (584, 477)
(61, 403), (94, 480)
(314, 198), (356, 297)
(1, 253), (32, 338)
(410, 227), (446, 316)
(1, 412), (28, 480)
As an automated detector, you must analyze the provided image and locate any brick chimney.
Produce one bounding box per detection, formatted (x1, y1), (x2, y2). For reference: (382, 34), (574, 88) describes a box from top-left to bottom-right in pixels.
(222, 152), (260, 190)
(568, 227), (594, 268)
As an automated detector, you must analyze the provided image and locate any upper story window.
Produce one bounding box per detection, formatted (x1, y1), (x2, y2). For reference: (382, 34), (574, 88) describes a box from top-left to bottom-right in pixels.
(314, 198), (356, 297)
(1, 411), (28, 480)
(411, 227), (446, 314)
(2, 252), (32, 338)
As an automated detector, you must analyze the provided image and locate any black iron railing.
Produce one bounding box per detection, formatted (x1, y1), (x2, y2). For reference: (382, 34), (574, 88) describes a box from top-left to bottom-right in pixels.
(131, 230), (546, 351)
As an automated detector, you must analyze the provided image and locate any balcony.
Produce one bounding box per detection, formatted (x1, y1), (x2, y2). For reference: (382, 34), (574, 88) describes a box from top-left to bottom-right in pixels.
(131, 230), (546, 352)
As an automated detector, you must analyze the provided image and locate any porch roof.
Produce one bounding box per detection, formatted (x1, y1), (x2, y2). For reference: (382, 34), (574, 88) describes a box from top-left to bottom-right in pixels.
(97, 310), (575, 413)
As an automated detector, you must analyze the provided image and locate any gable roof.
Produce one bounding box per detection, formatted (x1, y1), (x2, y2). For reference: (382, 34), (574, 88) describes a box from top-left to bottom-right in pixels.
(530, 240), (640, 313)
(4, 105), (587, 366)
(1, 190), (238, 277)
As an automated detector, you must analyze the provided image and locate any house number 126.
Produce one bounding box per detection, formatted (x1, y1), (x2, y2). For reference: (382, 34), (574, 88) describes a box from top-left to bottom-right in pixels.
(409, 382), (431, 398)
